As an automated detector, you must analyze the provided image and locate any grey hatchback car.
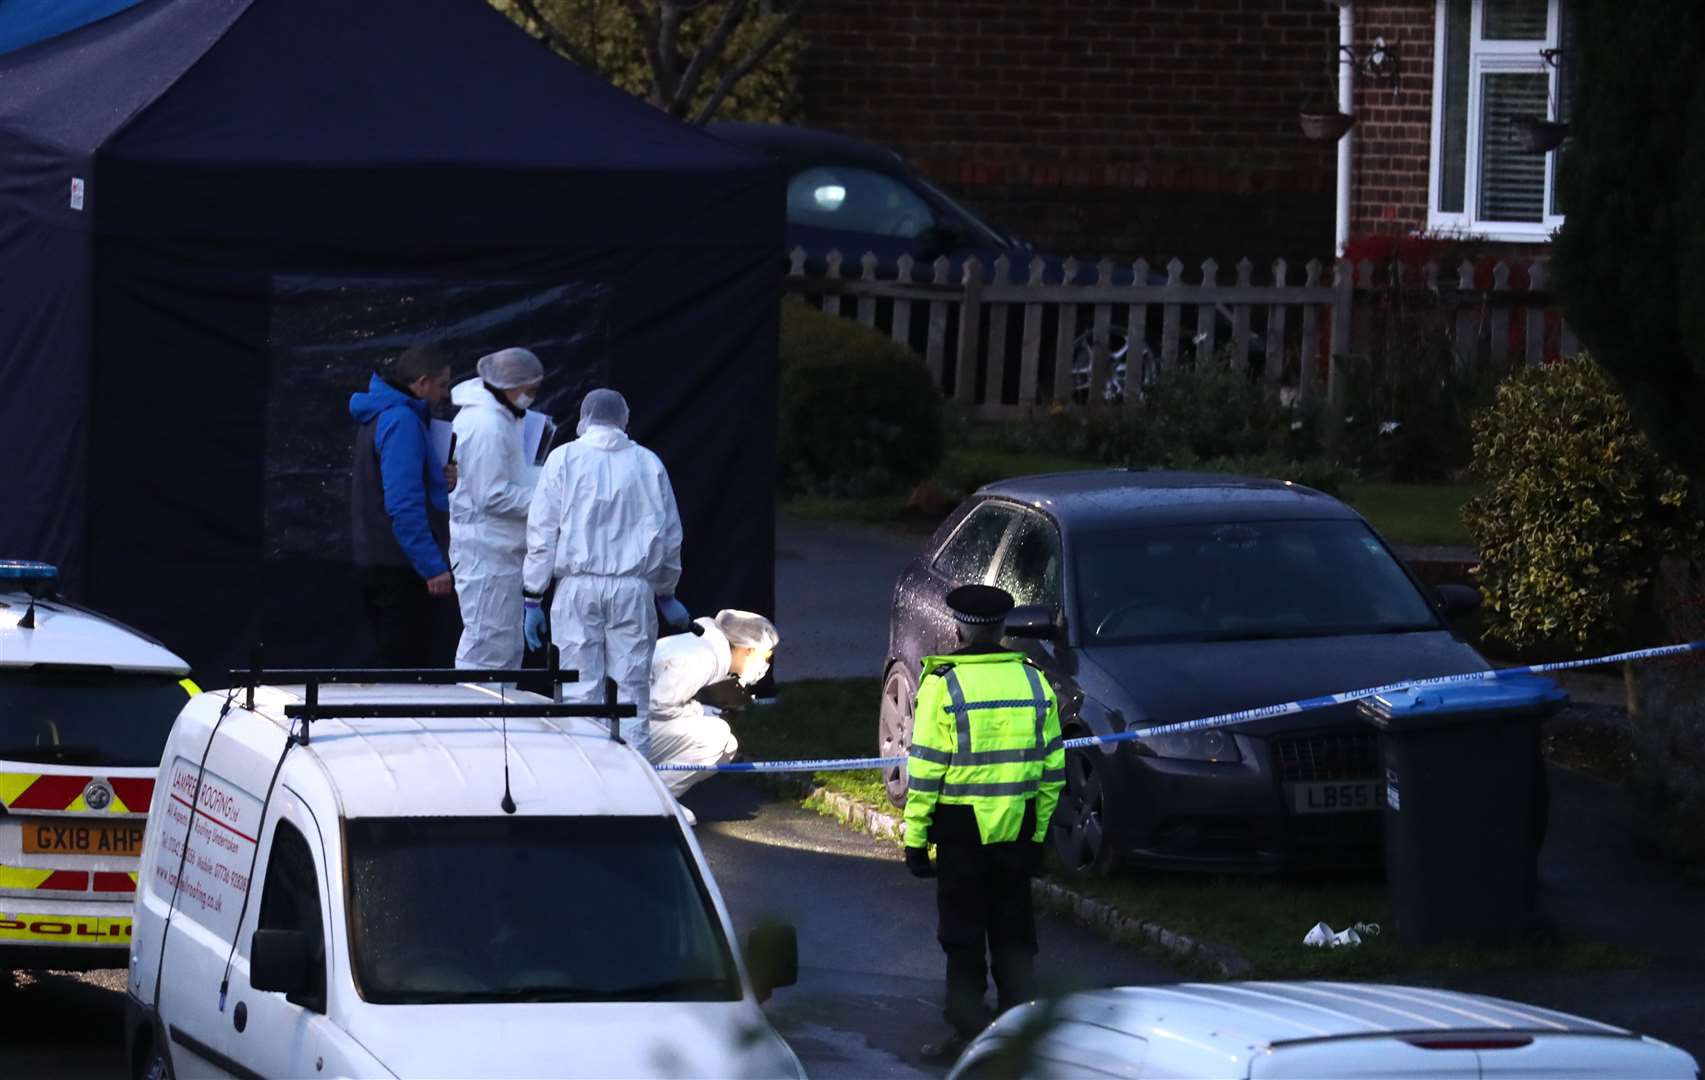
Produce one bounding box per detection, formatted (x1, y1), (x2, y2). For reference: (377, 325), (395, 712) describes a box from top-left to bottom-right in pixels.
(880, 471), (1491, 873)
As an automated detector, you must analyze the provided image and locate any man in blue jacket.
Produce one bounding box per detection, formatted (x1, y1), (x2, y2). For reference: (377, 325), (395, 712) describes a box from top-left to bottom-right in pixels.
(349, 344), (455, 666)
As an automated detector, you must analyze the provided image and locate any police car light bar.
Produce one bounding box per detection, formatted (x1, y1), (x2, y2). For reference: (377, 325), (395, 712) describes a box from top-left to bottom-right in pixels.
(0, 560), (58, 582)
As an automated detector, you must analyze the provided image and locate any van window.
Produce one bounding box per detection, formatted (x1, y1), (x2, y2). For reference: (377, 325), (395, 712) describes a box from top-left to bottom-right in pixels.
(0, 667), (187, 767)
(257, 820), (327, 1012)
(345, 816), (740, 1005)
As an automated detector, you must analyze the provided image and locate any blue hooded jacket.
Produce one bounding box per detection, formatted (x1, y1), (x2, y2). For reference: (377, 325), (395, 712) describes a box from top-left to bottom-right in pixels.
(349, 374), (450, 579)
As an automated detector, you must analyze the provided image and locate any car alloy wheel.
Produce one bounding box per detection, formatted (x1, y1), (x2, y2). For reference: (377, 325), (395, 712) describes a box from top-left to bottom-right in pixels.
(1055, 744), (1110, 873)
(879, 666), (915, 808)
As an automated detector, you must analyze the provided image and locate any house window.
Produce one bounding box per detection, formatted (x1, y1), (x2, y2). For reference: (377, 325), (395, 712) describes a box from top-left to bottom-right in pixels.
(1430, 0), (1575, 241)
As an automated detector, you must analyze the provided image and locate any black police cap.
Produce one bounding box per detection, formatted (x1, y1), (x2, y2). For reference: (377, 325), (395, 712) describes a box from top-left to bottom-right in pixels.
(945, 584), (1015, 625)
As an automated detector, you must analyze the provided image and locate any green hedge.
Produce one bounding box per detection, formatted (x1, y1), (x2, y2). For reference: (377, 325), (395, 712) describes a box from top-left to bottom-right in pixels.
(779, 302), (945, 498)
(1465, 354), (1700, 648)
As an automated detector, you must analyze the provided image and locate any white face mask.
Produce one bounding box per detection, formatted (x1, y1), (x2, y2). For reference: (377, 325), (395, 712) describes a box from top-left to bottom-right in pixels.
(737, 655), (770, 687)
(511, 391), (536, 410)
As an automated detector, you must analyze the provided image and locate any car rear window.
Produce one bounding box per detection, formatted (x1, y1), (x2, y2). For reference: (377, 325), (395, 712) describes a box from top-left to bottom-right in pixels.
(345, 815), (740, 1005)
(0, 666), (186, 767)
(1076, 519), (1440, 644)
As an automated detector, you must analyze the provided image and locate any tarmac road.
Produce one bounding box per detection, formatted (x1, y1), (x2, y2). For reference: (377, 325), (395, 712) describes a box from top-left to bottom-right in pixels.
(0, 966), (127, 1079)
(0, 777), (1177, 1080)
(685, 775), (1180, 1078)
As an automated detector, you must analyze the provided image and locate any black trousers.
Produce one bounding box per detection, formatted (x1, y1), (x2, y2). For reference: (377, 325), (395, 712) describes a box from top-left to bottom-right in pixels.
(935, 839), (1039, 1038)
(359, 566), (455, 668)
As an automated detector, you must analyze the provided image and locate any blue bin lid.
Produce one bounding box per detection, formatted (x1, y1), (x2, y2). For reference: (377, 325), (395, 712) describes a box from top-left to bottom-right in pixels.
(1358, 673), (1568, 730)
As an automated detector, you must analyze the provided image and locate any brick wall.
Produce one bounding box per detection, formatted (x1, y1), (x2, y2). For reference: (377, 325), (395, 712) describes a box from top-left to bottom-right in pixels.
(800, 0), (1342, 267)
(1348, 1), (1436, 239)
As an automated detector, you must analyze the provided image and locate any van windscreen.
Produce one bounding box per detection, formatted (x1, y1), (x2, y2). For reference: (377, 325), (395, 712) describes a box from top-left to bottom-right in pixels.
(345, 815), (741, 1005)
(0, 668), (186, 767)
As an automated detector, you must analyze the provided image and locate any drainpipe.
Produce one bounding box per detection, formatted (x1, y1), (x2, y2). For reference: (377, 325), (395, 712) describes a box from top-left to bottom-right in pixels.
(1334, 0), (1355, 255)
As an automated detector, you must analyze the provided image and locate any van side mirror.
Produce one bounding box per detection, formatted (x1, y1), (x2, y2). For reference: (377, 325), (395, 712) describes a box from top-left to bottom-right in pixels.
(250, 929), (311, 995)
(1435, 584), (1482, 617)
(746, 922), (798, 1003)
(1006, 605), (1060, 641)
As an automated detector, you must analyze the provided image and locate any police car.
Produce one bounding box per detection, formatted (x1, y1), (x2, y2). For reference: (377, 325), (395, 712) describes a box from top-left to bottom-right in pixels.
(128, 669), (805, 1080)
(946, 981), (1698, 1079)
(0, 560), (196, 972)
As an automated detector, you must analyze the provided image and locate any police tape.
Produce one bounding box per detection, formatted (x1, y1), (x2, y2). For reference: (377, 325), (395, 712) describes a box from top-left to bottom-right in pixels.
(649, 639), (1705, 774)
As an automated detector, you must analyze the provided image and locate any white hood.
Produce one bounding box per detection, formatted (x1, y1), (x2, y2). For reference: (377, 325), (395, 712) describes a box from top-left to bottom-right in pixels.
(346, 1001), (802, 1079)
(576, 424), (634, 451)
(451, 377), (516, 415)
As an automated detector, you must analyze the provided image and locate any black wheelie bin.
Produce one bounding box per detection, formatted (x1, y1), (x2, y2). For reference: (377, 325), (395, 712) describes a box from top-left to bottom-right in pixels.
(1358, 674), (1568, 946)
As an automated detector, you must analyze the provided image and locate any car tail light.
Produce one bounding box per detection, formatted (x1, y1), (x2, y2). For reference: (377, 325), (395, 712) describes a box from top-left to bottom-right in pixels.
(1403, 1036), (1534, 1051)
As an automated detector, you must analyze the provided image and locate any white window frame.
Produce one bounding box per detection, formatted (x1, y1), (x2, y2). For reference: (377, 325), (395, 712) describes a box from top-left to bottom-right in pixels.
(1428, 0), (1567, 242)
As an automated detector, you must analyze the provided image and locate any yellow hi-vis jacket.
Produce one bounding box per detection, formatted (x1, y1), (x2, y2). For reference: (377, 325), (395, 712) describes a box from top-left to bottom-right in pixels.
(903, 650), (1066, 847)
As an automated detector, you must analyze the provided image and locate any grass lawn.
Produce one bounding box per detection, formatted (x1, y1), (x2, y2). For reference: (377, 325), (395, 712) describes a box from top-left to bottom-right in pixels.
(739, 678), (889, 806)
(1057, 871), (1642, 980)
(1343, 482), (1479, 549)
(751, 677), (1644, 980)
(783, 445), (1479, 551)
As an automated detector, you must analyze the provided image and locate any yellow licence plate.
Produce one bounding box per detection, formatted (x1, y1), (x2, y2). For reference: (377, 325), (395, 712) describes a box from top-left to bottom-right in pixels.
(21, 819), (144, 855)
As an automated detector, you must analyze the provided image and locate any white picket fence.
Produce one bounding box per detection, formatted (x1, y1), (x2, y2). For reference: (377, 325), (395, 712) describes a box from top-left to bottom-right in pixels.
(786, 248), (1580, 420)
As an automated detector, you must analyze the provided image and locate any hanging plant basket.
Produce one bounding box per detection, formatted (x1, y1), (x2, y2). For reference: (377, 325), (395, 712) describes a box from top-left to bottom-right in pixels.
(1299, 108), (1356, 142)
(1510, 116), (1570, 153)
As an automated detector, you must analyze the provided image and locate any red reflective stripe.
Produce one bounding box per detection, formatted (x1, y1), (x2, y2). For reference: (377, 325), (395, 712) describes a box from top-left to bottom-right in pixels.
(94, 872), (135, 894)
(38, 870), (90, 891)
(110, 777), (154, 811)
(9, 775), (89, 810)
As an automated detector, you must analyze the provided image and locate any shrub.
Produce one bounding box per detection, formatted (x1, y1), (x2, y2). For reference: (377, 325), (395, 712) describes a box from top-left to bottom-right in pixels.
(1333, 295), (1496, 484)
(1464, 354), (1701, 650)
(1125, 360), (1286, 465)
(778, 302), (945, 497)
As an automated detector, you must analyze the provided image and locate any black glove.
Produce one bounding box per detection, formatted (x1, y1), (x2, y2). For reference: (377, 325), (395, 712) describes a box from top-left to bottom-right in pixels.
(1024, 842), (1045, 876)
(904, 845), (937, 879)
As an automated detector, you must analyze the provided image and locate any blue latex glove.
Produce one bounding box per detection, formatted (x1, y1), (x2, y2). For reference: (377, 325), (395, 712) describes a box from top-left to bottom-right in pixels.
(657, 595), (691, 633)
(524, 603), (548, 650)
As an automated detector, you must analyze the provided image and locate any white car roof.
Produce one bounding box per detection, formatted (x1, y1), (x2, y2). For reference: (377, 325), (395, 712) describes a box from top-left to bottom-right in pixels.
(0, 588), (189, 674)
(239, 682), (672, 819)
(963, 982), (1694, 1078)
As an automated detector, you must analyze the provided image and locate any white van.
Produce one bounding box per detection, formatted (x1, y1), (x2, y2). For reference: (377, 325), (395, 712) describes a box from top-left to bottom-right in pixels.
(127, 671), (804, 1080)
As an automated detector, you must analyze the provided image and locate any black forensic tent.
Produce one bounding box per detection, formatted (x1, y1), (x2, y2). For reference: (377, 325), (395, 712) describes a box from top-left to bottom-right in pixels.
(0, 0), (781, 679)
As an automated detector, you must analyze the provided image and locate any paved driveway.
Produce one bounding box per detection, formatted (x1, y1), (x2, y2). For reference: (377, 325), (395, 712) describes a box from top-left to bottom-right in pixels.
(775, 516), (922, 680)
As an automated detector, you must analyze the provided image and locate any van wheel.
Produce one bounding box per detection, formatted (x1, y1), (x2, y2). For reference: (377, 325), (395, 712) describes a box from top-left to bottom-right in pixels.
(136, 1036), (172, 1080)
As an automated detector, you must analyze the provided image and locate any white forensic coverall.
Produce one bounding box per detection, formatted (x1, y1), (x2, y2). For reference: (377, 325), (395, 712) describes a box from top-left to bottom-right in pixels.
(523, 424), (683, 753)
(448, 380), (538, 670)
(649, 618), (742, 796)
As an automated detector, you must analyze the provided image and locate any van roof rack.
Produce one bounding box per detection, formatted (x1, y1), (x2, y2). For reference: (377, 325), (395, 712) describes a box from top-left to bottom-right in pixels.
(227, 662), (636, 746)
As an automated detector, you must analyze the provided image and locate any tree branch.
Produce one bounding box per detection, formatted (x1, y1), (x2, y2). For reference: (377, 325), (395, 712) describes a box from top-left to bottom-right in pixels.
(669, 0), (752, 116)
(510, 0), (597, 69)
(620, 0), (671, 103)
(655, 1), (689, 105)
(689, 0), (805, 124)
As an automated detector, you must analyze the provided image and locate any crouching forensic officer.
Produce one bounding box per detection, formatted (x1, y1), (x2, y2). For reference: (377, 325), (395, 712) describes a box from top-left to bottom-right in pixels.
(902, 584), (1066, 1062)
